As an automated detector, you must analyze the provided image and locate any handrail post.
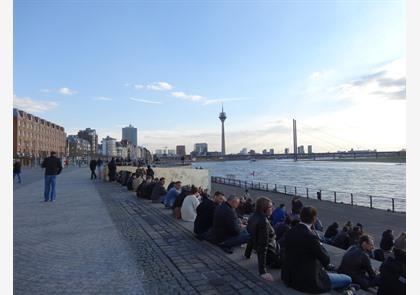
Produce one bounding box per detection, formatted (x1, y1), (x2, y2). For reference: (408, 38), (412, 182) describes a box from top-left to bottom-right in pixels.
(266, 183), (268, 191)
(284, 185), (287, 194)
(392, 198), (395, 212)
(294, 186), (297, 196)
(306, 188), (309, 198)
(351, 193), (354, 206)
(274, 184), (277, 192)
(334, 191), (337, 203)
(369, 195), (373, 209)
(258, 182), (261, 190)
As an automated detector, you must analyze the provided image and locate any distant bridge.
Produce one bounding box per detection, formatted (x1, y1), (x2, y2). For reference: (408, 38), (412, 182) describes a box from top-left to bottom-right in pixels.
(192, 150), (406, 162)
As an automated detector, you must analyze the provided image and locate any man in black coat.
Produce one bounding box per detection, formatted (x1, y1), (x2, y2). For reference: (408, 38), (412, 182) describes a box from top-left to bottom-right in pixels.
(377, 248), (405, 295)
(245, 197), (282, 282)
(282, 206), (352, 293)
(150, 177), (167, 203)
(338, 235), (378, 290)
(13, 160), (22, 183)
(194, 191), (225, 237)
(41, 151), (63, 202)
(107, 158), (117, 181)
(203, 195), (250, 253)
(89, 159), (97, 180)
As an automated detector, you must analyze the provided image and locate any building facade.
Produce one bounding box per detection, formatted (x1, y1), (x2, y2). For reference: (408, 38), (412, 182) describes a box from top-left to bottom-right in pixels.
(308, 145), (313, 154)
(176, 145), (186, 156)
(194, 143), (208, 156)
(122, 124), (138, 146)
(13, 108), (67, 165)
(67, 135), (91, 162)
(77, 128), (98, 156)
(101, 136), (117, 157)
(298, 145), (305, 154)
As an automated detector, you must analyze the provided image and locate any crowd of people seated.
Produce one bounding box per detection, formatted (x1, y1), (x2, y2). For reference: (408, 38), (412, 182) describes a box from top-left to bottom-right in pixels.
(112, 169), (406, 295)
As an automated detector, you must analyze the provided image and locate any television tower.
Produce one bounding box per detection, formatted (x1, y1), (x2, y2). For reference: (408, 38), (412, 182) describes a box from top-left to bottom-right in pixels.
(219, 105), (227, 156)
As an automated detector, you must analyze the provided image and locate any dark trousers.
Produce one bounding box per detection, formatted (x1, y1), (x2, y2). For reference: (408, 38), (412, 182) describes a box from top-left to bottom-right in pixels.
(90, 169), (97, 179)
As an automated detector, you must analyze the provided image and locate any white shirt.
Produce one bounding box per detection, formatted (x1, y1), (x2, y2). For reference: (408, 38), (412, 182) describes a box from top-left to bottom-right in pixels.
(181, 194), (200, 222)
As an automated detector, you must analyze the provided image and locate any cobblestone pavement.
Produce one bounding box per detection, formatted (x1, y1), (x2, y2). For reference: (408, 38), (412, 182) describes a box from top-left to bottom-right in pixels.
(14, 168), (145, 295)
(14, 168), (283, 294)
(95, 181), (282, 295)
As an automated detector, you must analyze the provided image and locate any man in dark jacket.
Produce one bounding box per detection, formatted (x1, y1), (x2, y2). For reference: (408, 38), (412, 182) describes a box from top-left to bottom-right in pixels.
(338, 235), (378, 290)
(89, 159), (97, 180)
(282, 206), (352, 293)
(332, 226), (352, 250)
(203, 195), (250, 253)
(150, 177), (167, 203)
(107, 158), (117, 181)
(146, 165), (154, 178)
(13, 160), (22, 183)
(41, 151), (63, 202)
(377, 248), (405, 295)
(245, 197), (282, 282)
(194, 191), (225, 237)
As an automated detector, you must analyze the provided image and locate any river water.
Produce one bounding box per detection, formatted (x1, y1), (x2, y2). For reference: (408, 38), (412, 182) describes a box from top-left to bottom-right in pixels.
(193, 159), (406, 212)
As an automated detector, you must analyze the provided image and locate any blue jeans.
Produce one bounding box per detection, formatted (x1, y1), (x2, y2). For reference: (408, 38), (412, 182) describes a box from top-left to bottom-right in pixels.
(44, 175), (57, 201)
(327, 272), (352, 290)
(13, 172), (22, 183)
(221, 229), (251, 248)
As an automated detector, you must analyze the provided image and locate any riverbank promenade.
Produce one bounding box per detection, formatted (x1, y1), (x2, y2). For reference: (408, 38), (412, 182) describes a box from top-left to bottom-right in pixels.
(14, 167), (282, 294)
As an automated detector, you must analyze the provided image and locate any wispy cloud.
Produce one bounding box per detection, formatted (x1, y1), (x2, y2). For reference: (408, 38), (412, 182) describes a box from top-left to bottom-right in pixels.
(13, 95), (58, 113)
(309, 69), (334, 81)
(40, 88), (53, 93)
(171, 91), (205, 102)
(134, 82), (173, 91)
(58, 87), (77, 95)
(93, 96), (112, 101)
(129, 97), (162, 104)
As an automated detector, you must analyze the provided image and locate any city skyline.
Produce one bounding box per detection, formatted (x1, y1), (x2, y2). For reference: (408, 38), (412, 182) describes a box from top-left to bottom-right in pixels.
(13, 0), (406, 153)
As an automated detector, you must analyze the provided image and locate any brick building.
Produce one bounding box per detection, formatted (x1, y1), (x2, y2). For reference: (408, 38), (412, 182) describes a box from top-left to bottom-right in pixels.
(13, 108), (67, 165)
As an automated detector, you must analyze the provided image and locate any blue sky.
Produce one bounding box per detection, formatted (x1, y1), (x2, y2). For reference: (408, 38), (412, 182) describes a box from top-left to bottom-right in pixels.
(14, 0), (406, 153)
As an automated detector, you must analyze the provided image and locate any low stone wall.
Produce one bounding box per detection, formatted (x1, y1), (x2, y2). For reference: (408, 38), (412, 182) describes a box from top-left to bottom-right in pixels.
(115, 166), (211, 190)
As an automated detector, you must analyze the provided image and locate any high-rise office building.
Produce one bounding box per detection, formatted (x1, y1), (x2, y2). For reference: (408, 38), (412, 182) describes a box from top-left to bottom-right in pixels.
(308, 145), (313, 154)
(194, 143), (208, 156)
(298, 145), (305, 154)
(284, 148), (289, 154)
(269, 148), (275, 155)
(176, 145), (186, 156)
(101, 136), (117, 157)
(77, 128), (98, 155)
(122, 124), (138, 146)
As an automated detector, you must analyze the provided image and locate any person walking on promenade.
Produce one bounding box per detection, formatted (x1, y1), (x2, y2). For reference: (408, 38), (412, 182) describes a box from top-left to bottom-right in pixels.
(282, 206), (352, 293)
(108, 157), (117, 181)
(89, 159), (97, 180)
(96, 157), (103, 180)
(41, 151), (63, 202)
(13, 160), (22, 184)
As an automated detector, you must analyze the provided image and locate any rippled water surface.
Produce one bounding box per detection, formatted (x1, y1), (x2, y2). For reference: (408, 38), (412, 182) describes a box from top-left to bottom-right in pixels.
(193, 159), (406, 211)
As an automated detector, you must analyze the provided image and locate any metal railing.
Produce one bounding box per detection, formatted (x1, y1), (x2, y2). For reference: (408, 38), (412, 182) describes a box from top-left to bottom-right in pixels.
(211, 176), (405, 213)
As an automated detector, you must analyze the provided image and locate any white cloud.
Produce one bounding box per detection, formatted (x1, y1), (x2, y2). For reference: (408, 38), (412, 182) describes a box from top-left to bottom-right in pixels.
(129, 97), (162, 104)
(13, 95), (58, 113)
(309, 69), (334, 81)
(134, 82), (173, 91)
(58, 87), (77, 95)
(93, 96), (112, 101)
(171, 91), (205, 102)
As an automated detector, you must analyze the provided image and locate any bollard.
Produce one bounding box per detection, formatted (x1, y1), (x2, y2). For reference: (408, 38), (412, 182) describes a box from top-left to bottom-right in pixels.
(369, 195), (373, 209)
(392, 198), (395, 212)
(334, 191), (337, 203)
(306, 188), (309, 198)
(351, 193), (354, 206)
(294, 186), (297, 196)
